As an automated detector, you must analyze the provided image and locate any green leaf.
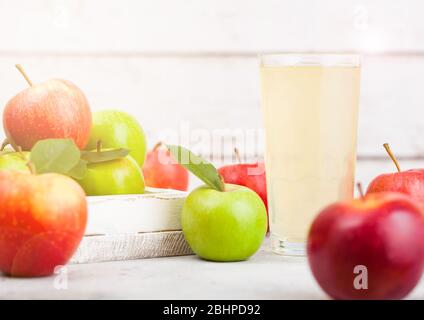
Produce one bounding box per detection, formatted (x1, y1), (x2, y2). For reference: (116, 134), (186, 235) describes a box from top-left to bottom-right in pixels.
(67, 159), (88, 180)
(168, 145), (225, 192)
(30, 139), (81, 175)
(81, 148), (129, 164)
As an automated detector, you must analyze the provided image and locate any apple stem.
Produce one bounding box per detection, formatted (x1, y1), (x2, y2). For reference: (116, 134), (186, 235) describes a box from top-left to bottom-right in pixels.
(96, 140), (102, 153)
(26, 161), (36, 174)
(234, 148), (241, 163)
(218, 173), (226, 192)
(16, 146), (27, 161)
(0, 138), (9, 151)
(357, 182), (365, 200)
(15, 64), (33, 87)
(383, 143), (401, 172)
(153, 141), (165, 151)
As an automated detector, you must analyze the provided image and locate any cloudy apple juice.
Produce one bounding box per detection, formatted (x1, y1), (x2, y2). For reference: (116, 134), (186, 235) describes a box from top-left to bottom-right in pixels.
(260, 54), (361, 255)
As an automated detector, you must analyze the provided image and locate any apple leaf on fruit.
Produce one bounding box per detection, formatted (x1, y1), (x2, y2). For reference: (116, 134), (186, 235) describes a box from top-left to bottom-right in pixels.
(30, 139), (85, 177)
(81, 148), (129, 164)
(67, 159), (88, 180)
(168, 145), (225, 192)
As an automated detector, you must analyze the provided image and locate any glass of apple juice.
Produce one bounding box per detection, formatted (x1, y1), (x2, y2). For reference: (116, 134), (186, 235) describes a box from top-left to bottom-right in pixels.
(259, 53), (361, 256)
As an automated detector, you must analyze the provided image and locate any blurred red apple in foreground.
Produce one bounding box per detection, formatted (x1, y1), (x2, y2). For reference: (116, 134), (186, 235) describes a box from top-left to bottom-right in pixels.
(218, 149), (268, 229)
(3, 64), (91, 150)
(0, 170), (87, 277)
(366, 143), (424, 207)
(142, 142), (189, 191)
(308, 186), (424, 300)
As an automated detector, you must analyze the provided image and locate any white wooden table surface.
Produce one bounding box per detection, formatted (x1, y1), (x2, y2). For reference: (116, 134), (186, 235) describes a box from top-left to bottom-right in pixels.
(1, 239), (424, 300)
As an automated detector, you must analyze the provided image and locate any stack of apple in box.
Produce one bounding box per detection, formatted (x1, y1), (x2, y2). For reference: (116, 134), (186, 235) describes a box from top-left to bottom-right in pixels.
(0, 65), (195, 276)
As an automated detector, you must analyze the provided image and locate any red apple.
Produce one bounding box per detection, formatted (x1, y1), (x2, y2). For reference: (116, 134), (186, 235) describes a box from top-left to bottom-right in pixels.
(0, 170), (87, 277)
(142, 142), (189, 191)
(366, 143), (424, 207)
(218, 149), (268, 228)
(3, 64), (92, 150)
(307, 187), (424, 300)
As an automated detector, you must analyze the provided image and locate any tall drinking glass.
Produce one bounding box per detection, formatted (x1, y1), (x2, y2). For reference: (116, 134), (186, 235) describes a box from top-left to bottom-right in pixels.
(260, 54), (361, 256)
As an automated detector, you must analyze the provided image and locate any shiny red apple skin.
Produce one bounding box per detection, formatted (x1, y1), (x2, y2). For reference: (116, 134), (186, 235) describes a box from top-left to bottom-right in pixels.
(3, 79), (92, 150)
(218, 162), (267, 210)
(142, 147), (189, 191)
(0, 171), (87, 277)
(307, 192), (424, 300)
(366, 169), (424, 207)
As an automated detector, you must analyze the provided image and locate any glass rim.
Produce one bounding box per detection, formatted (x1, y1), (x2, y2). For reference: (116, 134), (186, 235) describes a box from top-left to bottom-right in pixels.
(259, 53), (361, 67)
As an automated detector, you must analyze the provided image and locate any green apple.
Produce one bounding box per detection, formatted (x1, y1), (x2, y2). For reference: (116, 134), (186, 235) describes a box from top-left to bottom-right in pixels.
(0, 151), (31, 172)
(77, 155), (145, 196)
(182, 183), (267, 261)
(86, 110), (147, 167)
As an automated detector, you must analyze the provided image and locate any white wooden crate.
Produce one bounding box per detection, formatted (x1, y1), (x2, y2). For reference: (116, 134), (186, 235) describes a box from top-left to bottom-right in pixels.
(71, 188), (193, 264)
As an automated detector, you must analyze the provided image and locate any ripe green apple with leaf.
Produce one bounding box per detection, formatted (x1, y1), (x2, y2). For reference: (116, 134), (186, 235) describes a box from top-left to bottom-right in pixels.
(3, 65), (92, 150)
(0, 138), (145, 197)
(169, 145), (267, 261)
(78, 141), (145, 196)
(0, 139), (88, 277)
(86, 110), (147, 167)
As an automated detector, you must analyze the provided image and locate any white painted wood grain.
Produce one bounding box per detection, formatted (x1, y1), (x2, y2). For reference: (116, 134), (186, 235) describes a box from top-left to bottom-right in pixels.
(0, 55), (422, 157)
(72, 231), (192, 264)
(0, 0), (422, 53)
(75, 188), (188, 263)
(86, 188), (186, 235)
(0, 1), (422, 159)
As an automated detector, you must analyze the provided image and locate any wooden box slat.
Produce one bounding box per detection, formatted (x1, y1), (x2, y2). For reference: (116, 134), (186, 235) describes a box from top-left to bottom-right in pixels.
(72, 231), (193, 264)
(72, 188), (192, 264)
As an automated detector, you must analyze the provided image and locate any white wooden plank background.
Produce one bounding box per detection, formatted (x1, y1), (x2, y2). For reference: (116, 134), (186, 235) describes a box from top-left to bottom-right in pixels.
(0, 0), (423, 185)
(0, 55), (422, 157)
(0, 0), (423, 53)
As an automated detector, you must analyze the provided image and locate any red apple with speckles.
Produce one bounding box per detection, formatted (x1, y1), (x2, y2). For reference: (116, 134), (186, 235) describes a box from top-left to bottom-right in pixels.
(3, 65), (91, 150)
(307, 187), (424, 300)
(366, 143), (424, 207)
(0, 170), (87, 277)
(142, 142), (189, 191)
(218, 149), (268, 229)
